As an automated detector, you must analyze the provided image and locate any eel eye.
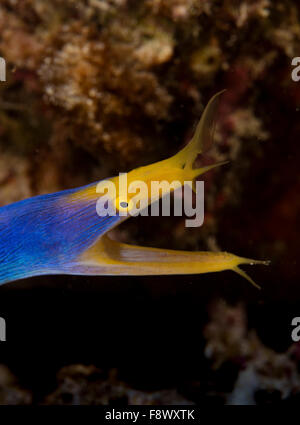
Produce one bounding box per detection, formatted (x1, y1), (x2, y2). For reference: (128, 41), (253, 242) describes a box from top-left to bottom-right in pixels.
(116, 197), (134, 213)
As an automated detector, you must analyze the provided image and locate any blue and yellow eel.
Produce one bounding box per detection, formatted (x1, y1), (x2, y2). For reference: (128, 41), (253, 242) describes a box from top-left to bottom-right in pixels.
(0, 92), (269, 288)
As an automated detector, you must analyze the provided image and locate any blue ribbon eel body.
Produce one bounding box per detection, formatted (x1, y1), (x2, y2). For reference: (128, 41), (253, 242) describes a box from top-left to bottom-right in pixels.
(0, 92), (269, 288)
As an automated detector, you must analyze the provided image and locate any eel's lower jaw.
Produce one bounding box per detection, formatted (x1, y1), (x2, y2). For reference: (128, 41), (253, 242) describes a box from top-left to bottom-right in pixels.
(76, 234), (269, 290)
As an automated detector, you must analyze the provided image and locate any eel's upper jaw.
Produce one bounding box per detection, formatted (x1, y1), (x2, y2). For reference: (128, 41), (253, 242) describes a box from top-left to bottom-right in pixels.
(103, 91), (227, 217)
(189, 159), (229, 180)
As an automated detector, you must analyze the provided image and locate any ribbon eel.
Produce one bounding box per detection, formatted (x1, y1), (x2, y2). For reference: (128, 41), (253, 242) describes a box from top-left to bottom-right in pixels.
(0, 92), (269, 288)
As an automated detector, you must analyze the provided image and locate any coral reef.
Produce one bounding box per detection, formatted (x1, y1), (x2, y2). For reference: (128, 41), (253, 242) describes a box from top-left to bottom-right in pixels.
(43, 365), (192, 405)
(204, 301), (300, 404)
(0, 300), (299, 405)
(0, 365), (32, 404)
